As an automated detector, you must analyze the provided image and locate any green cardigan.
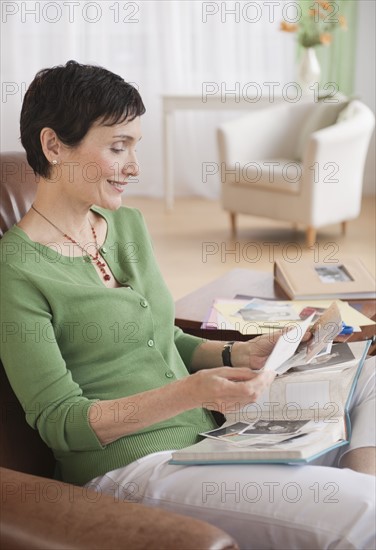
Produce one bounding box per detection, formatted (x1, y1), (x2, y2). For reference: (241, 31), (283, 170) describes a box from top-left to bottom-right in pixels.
(0, 206), (217, 485)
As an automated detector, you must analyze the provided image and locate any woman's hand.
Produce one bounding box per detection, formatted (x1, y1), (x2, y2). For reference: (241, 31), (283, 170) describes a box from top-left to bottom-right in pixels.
(89, 365), (276, 445)
(231, 329), (313, 370)
(184, 366), (276, 412)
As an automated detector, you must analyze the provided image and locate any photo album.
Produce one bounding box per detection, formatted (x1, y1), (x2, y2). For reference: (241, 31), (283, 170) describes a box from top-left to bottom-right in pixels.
(170, 302), (371, 465)
(274, 257), (376, 300)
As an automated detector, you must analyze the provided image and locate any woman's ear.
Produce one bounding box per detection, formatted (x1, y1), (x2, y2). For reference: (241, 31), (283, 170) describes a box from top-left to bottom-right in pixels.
(40, 127), (61, 163)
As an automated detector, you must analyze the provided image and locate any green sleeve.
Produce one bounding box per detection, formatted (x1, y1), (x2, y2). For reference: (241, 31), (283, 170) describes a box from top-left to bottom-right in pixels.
(173, 326), (205, 372)
(0, 263), (104, 452)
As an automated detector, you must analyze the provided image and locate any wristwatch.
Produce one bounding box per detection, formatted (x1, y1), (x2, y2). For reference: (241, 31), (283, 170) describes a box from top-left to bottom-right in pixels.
(222, 341), (235, 367)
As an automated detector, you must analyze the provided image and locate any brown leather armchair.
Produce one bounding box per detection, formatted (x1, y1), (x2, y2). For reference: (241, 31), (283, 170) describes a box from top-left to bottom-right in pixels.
(0, 152), (239, 550)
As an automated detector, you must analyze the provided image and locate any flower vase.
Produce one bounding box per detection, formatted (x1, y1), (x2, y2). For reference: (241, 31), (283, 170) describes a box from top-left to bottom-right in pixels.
(298, 48), (321, 95)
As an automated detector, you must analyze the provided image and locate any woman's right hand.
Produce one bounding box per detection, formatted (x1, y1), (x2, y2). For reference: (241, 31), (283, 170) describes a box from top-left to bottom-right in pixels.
(88, 367), (276, 446)
(184, 366), (276, 414)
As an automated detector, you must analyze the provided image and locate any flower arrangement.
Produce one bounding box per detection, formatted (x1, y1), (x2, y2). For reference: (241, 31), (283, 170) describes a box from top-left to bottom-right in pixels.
(280, 1), (347, 48)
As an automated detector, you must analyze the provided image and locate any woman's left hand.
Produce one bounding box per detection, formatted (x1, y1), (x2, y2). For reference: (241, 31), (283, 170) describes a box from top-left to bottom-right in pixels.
(231, 330), (312, 370)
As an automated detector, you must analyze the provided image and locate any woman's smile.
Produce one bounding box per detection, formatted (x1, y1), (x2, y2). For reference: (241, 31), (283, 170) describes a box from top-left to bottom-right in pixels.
(107, 179), (128, 192)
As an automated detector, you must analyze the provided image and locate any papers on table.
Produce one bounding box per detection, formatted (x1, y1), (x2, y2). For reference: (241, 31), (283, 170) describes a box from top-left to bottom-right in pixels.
(202, 298), (372, 375)
(202, 297), (374, 335)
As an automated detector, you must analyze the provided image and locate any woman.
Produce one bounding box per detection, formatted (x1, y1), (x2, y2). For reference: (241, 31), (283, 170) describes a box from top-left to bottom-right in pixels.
(1, 61), (375, 549)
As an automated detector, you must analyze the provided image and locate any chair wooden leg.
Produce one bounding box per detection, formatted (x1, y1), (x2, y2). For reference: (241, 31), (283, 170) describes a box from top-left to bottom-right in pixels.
(229, 212), (237, 237)
(341, 221), (347, 236)
(306, 226), (316, 248)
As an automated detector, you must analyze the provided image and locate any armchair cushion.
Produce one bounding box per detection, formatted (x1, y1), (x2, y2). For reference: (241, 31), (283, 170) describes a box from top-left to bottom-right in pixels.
(0, 151), (38, 237)
(228, 158), (301, 195)
(296, 99), (349, 161)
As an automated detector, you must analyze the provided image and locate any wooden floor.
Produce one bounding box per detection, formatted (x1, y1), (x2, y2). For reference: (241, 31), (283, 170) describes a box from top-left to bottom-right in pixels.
(122, 195), (376, 301)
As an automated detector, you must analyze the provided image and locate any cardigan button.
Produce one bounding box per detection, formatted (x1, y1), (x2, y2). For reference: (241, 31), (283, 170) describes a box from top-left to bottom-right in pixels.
(100, 247), (107, 254)
(147, 339), (154, 347)
(165, 371), (174, 379)
(140, 299), (148, 308)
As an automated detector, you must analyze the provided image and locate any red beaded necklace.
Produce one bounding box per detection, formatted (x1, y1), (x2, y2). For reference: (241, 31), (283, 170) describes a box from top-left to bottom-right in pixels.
(31, 204), (111, 282)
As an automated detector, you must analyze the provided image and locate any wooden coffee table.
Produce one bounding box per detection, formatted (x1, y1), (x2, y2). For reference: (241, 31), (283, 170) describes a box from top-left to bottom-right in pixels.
(175, 269), (376, 354)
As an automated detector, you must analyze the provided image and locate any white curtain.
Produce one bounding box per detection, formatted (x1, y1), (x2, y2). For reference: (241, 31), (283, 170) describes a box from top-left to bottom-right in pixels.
(1, 1), (296, 198)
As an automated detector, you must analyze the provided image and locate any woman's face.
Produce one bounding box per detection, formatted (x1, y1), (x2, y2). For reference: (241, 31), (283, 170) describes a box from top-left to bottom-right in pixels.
(57, 116), (142, 210)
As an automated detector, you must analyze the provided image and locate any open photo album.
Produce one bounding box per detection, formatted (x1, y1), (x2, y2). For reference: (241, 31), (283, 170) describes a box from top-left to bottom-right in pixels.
(170, 339), (371, 465)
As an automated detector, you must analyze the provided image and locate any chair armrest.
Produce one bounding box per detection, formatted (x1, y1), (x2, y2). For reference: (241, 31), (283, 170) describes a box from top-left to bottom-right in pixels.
(0, 467), (239, 550)
(304, 108), (375, 184)
(307, 106), (374, 152)
(304, 99), (374, 161)
(301, 108), (375, 226)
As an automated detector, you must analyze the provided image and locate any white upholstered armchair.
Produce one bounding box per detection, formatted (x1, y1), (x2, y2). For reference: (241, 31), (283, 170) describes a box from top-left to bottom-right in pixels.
(217, 99), (375, 247)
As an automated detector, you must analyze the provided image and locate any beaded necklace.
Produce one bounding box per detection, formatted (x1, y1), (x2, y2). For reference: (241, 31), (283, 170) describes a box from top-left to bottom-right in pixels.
(31, 204), (111, 281)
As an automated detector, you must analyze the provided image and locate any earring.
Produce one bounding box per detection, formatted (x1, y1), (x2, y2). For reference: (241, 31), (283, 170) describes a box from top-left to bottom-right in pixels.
(51, 159), (58, 165)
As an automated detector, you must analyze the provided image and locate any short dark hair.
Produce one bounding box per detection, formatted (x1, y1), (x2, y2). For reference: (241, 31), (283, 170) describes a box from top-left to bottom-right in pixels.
(20, 60), (146, 177)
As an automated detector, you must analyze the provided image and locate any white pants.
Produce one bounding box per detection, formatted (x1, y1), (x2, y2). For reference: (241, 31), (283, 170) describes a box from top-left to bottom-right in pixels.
(87, 358), (376, 550)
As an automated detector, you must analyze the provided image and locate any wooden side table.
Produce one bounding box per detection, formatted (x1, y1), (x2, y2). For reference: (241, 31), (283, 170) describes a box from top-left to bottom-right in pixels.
(175, 269), (376, 354)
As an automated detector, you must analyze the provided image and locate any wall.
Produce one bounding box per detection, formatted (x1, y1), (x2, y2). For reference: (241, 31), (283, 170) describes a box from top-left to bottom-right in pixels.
(1, 1), (374, 196)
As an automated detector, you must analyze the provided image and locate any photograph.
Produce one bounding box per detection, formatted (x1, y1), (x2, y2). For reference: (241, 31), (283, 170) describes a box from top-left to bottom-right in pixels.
(237, 298), (300, 322)
(241, 419), (310, 436)
(299, 306), (326, 322)
(314, 265), (354, 284)
(292, 343), (355, 371)
(202, 422), (251, 439)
